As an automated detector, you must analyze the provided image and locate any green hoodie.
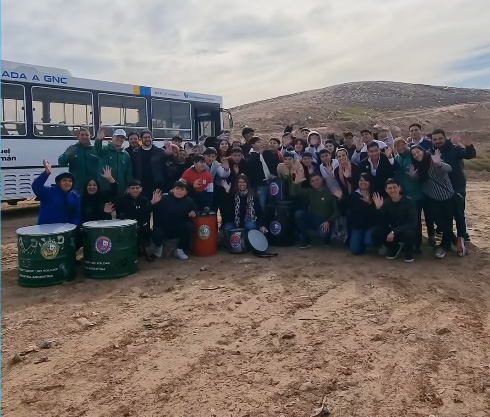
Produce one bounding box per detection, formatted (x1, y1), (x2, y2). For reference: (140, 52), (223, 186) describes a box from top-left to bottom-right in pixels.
(395, 151), (423, 201)
(58, 142), (99, 194)
(94, 139), (133, 193)
(292, 183), (340, 222)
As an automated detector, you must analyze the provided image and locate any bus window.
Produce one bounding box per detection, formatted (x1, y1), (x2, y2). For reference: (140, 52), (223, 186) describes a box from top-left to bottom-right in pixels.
(32, 87), (94, 137)
(99, 94), (147, 137)
(1, 83), (26, 136)
(151, 99), (192, 140)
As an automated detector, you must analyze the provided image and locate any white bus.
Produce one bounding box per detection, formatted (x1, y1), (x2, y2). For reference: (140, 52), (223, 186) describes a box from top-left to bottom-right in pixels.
(1, 60), (232, 203)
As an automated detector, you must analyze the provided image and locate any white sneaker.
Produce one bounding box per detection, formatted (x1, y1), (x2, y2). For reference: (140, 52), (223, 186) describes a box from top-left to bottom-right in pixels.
(154, 245), (163, 258)
(174, 248), (189, 260)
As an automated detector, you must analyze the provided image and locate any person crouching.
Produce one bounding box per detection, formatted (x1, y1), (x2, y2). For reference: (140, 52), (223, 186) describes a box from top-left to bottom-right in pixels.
(152, 180), (197, 260)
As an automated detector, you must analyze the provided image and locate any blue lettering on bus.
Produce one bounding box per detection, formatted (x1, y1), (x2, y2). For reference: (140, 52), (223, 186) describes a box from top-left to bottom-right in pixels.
(32, 75), (40, 81)
(44, 75), (67, 84)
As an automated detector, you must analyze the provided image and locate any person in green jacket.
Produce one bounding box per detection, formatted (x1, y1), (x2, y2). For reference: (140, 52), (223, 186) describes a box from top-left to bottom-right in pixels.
(292, 171), (340, 249)
(58, 127), (99, 195)
(394, 137), (434, 251)
(94, 127), (133, 194)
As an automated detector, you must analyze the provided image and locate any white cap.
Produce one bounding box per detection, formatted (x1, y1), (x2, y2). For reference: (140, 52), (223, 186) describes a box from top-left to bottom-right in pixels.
(113, 128), (127, 137)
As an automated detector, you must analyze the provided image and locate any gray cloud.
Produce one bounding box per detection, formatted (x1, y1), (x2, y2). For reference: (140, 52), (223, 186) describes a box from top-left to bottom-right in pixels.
(2, 0), (490, 107)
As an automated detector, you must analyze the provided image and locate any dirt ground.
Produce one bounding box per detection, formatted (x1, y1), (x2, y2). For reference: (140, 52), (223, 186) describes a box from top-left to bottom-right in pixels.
(2, 173), (490, 417)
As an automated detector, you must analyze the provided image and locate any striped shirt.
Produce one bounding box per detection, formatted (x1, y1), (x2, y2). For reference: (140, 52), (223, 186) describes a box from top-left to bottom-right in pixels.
(422, 162), (454, 201)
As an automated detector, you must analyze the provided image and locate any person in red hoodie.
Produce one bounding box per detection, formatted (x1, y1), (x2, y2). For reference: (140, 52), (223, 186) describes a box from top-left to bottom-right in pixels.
(181, 155), (214, 211)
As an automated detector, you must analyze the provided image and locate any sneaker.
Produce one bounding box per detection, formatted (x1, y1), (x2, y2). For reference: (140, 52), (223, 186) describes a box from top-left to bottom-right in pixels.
(174, 248), (189, 260)
(465, 233), (471, 242)
(427, 235), (436, 247)
(435, 247), (446, 259)
(456, 237), (467, 257)
(386, 243), (404, 260)
(404, 253), (415, 263)
(154, 245), (163, 258)
(299, 242), (312, 249)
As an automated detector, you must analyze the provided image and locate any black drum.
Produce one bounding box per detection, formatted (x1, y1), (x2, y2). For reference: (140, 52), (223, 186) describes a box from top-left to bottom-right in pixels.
(226, 228), (247, 254)
(268, 201), (295, 246)
(269, 178), (290, 203)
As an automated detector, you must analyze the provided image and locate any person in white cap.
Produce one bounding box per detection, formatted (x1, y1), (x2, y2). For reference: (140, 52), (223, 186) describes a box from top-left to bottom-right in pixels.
(95, 127), (133, 193)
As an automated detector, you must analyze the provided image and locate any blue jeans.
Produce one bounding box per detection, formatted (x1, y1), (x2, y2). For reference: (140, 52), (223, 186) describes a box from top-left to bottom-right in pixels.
(350, 226), (375, 255)
(294, 210), (331, 245)
(255, 184), (269, 212)
(223, 221), (258, 234)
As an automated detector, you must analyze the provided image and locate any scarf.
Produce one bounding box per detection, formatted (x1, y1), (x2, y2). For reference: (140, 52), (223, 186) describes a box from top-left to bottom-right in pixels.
(234, 190), (256, 227)
(338, 163), (352, 194)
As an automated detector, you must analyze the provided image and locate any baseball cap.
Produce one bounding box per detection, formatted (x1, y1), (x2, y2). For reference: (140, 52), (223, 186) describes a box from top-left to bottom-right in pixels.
(113, 128), (127, 137)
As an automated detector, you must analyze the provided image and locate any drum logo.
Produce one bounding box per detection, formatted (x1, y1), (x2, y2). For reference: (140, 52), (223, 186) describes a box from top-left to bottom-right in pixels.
(95, 236), (112, 254)
(40, 240), (60, 259)
(270, 182), (279, 196)
(198, 225), (211, 240)
(270, 221), (282, 235)
(230, 233), (242, 249)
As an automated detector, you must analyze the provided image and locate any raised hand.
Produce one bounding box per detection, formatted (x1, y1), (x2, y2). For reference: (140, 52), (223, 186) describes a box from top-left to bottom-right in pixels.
(151, 189), (163, 205)
(233, 164), (240, 175)
(293, 169), (306, 184)
(373, 192), (384, 209)
(385, 144), (394, 159)
(282, 135), (292, 148)
(451, 131), (462, 146)
(43, 159), (52, 175)
(97, 126), (106, 140)
(103, 203), (114, 214)
(461, 131), (473, 147)
(409, 164), (418, 178)
(326, 162), (333, 175)
(431, 149), (442, 166)
(163, 140), (173, 155)
(221, 180), (231, 193)
(333, 189), (343, 200)
(355, 137), (364, 151)
(101, 165), (115, 183)
(221, 158), (230, 170)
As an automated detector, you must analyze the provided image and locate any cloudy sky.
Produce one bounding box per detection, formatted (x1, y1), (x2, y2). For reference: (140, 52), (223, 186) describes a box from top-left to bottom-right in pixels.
(2, 0), (490, 107)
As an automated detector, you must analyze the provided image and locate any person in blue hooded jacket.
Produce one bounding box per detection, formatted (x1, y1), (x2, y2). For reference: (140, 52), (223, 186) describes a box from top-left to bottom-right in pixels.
(31, 159), (81, 226)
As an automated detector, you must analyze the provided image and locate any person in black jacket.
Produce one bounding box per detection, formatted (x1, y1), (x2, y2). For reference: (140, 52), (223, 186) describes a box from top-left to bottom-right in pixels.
(152, 179), (197, 260)
(131, 130), (172, 199)
(359, 142), (399, 196)
(431, 128), (476, 241)
(163, 148), (189, 193)
(125, 132), (140, 160)
(114, 180), (162, 254)
(80, 166), (118, 224)
(244, 136), (279, 211)
(373, 178), (418, 262)
(333, 173), (377, 255)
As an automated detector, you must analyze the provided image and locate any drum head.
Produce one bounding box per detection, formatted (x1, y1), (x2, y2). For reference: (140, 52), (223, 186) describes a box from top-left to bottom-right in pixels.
(17, 223), (77, 236)
(83, 219), (137, 228)
(247, 229), (268, 253)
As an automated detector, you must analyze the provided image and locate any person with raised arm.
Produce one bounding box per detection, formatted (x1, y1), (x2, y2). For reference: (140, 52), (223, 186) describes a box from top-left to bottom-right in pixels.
(94, 126), (133, 194)
(359, 142), (399, 196)
(58, 127), (99, 195)
(31, 159), (81, 226)
(372, 178), (418, 262)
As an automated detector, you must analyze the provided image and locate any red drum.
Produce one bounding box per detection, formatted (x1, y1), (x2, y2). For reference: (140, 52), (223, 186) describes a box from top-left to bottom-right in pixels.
(192, 212), (218, 256)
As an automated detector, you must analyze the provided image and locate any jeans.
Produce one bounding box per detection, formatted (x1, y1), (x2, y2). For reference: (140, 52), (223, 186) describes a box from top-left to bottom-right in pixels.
(350, 226), (375, 255)
(223, 221), (258, 234)
(255, 184), (269, 212)
(153, 222), (193, 251)
(294, 210), (331, 245)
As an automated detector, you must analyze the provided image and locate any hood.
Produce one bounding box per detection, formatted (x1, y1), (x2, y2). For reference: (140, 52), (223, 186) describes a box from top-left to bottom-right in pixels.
(307, 131), (324, 146)
(55, 172), (75, 191)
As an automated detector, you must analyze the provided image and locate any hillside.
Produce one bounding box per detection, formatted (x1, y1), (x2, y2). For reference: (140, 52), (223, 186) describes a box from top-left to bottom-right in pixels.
(230, 81), (490, 142)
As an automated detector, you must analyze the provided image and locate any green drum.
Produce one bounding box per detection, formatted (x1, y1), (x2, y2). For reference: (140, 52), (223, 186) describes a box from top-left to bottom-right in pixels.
(83, 219), (138, 279)
(16, 223), (77, 287)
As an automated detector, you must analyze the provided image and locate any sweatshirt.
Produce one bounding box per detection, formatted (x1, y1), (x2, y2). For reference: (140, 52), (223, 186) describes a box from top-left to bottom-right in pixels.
(32, 171), (81, 226)
(153, 193), (197, 231)
(292, 183), (340, 223)
(58, 142), (99, 194)
(94, 139), (133, 193)
(377, 195), (418, 235)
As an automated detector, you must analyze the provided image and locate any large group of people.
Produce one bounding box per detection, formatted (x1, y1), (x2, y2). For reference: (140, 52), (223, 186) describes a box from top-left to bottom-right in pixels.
(32, 121), (477, 263)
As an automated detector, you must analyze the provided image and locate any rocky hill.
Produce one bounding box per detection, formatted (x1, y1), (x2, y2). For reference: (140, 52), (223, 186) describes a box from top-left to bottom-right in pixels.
(229, 81), (490, 143)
